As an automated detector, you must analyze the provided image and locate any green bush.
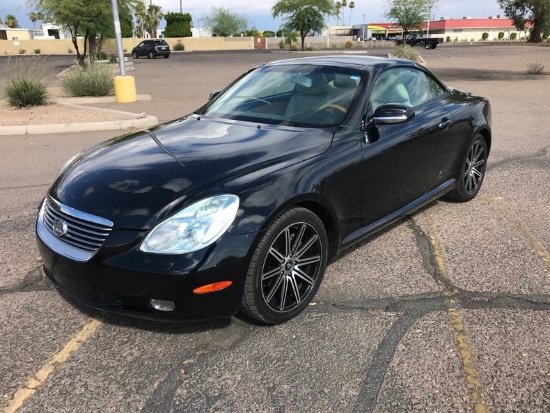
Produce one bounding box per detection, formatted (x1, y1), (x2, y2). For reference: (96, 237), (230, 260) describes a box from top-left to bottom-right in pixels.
(344, 40), (353, 49)
(95, 50), (108, 60)
(164, 12), (192, 37)
(62, 62), (114, 97)
(498, 32), (504, 40)
(393, 45), (421, 63)
(278, 40), (285, 49)
(108, 53), (117, 63)
(34, 48), (41, 54)
(4, 57), (49, 108)
(510, 33), (517, 40)
(263, 31), (275, 37)
(173, 42), (185, 51)
(446, 36), (451, 42)
(482, 32), (489, 40)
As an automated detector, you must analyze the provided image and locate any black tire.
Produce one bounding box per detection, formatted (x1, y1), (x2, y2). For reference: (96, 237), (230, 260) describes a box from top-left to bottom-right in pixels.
(445, 134), (488, 202)
(431, 43), (437, 49)
(148, 51), (155, 59)
(132, 51), (138, 59)
(164, 55), (169, 58)
(241, 208), (328, 324)
(425, 42), (432, 49)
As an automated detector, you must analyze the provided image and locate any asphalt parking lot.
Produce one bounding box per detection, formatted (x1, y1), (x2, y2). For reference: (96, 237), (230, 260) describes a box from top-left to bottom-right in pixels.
(1, 45), (549, 412)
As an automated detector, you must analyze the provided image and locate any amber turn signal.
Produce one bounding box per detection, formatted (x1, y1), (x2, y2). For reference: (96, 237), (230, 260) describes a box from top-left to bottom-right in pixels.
(193, 281), (233, 294)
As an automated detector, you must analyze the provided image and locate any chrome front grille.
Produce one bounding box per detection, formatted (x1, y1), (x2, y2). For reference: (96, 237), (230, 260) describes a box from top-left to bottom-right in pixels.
(37, 196), (114, 262)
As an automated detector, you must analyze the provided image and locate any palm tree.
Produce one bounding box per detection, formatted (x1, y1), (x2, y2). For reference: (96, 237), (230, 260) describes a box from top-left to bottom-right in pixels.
(5, 14), (19, 29)
(147, 4), (163, 38)
(348, 1), (355, 25)
(134, 0), (147, 37)
(335, 2), (342, 25)
(28, 11), (40, 28)
(341, 0), (347, 26)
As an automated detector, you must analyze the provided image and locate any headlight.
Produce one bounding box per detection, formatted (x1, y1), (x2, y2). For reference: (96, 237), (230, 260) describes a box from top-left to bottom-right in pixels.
(140, 195), (239, 254)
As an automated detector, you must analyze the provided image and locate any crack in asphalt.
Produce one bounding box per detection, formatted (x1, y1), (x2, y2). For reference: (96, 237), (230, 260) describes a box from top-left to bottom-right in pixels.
(486, 144), (550, 172)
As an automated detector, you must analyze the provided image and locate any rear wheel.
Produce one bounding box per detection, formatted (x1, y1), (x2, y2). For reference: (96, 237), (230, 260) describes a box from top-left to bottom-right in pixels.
(446, 134), (487, 202)
(164, 55), (169, 58)
(132, 51), (138, 59)
(241, 208), (328, 324)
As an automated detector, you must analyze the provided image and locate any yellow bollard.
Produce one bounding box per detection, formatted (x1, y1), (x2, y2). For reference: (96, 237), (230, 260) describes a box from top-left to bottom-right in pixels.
(114, 75), (137, 103)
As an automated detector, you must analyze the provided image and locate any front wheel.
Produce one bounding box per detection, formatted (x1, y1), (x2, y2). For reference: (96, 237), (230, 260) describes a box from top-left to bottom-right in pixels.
(148, 51), (155, 59)
(425, 42), (432, 49)
(241, 208), (328, 324)
(445, 134), (488, 202)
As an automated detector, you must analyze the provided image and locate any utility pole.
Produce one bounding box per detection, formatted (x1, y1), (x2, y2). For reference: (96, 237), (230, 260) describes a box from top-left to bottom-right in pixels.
(180, 0), (182, 13)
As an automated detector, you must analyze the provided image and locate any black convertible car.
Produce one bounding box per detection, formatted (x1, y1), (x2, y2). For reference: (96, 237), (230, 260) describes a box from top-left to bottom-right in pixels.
(36, 56), (491, 324)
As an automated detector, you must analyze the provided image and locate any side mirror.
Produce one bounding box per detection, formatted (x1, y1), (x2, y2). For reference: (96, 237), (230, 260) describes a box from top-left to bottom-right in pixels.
(209, 90), (221, 101)
(372, 103), (415, 125)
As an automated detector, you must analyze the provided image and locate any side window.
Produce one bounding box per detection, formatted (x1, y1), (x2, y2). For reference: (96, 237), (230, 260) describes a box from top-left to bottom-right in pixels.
(370, 67), (446, 111)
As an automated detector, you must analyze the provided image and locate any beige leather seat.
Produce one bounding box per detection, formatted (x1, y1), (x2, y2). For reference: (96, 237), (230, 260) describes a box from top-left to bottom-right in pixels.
(285, 74), (329, 118)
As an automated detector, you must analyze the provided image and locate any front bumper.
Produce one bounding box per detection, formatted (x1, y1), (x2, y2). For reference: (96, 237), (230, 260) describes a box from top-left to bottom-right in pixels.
(37, 227), (257, 322)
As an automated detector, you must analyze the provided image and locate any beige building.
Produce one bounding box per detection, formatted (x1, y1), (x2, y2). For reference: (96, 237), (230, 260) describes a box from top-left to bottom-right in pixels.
(424, 18), (527, 42)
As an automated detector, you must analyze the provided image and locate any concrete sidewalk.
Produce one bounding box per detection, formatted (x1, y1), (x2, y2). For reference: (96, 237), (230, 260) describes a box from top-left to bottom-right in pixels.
(0, 95), (159, 136)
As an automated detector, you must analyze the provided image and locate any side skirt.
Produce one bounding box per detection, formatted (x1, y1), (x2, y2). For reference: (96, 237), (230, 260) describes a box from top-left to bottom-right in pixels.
(339, 179), (456, 252)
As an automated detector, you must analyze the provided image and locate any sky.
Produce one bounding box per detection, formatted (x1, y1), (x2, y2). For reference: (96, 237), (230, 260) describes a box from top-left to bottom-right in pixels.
(1, 0), (505, 31)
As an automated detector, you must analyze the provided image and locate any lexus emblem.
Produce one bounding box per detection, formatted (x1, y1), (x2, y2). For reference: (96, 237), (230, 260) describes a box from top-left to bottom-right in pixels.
(52, 218), (68, 237)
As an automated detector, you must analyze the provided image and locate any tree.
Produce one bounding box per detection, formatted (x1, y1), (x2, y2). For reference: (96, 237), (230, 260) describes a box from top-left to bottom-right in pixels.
(385, 0), (437, 37)
(30, 0), (138, 63)
(497, 0), (550, 43)
(147, 4), (163, 38)
(349, 1), (355, 25)
(334, 2), (341, 24)
(29, 11), (44, 28)
(5, 14), (20, 28)
(203, 7), (247, 37)
(273, 0), (338, 50)
(341, 0), (347, 26)
(164, 12), (192, 37)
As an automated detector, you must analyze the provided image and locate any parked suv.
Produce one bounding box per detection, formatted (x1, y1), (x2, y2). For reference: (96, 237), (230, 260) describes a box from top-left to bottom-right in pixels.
(132, 39), (170, 59)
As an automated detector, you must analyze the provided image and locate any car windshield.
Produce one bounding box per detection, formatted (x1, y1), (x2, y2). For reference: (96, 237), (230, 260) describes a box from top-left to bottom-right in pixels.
(198, 65), (365, 127)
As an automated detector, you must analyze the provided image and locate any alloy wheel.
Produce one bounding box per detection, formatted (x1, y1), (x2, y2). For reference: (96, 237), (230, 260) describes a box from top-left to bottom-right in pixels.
(260, 221), (323, 313)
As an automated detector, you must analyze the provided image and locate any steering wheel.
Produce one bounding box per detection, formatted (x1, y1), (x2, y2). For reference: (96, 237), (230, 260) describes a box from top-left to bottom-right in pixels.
(320, 103), (347, 113)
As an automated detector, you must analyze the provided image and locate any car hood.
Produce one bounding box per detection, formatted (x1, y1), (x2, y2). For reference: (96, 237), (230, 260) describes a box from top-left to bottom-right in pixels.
(50, 116), (334, 229)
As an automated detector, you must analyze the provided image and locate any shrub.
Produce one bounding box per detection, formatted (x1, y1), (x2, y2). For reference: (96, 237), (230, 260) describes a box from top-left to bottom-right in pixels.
(108, 53), (117, 63)
(62, 62), (114, 96)
(173, 42), (185, 51)
(482, 32), (489, 40)
(278, 40), (285, 49)
(263, 31), (275, 37)
(34, 48), (41, 54)
(18, 49), (26, 54)
(95, 50), (108, 60)
(446, 36), (451, 42)
(510, 33), (517, 40)
(527, 62), (544, 74)
(68, 48), (73, 53)
(393, 45), (421, 63)
(498, 32), (504, 40)
(4, 57), (49, 108)
(344, 40), (353, 49)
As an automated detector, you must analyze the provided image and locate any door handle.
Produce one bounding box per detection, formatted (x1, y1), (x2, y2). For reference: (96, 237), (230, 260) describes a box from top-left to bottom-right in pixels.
(439, 118), (454, 130)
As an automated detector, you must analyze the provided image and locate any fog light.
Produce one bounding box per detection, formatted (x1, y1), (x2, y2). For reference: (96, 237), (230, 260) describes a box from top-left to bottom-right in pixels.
(150, 299), (175, 312)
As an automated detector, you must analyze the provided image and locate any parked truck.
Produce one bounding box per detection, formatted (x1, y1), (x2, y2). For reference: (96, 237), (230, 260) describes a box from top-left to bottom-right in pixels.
(395, 34), (443, 49)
